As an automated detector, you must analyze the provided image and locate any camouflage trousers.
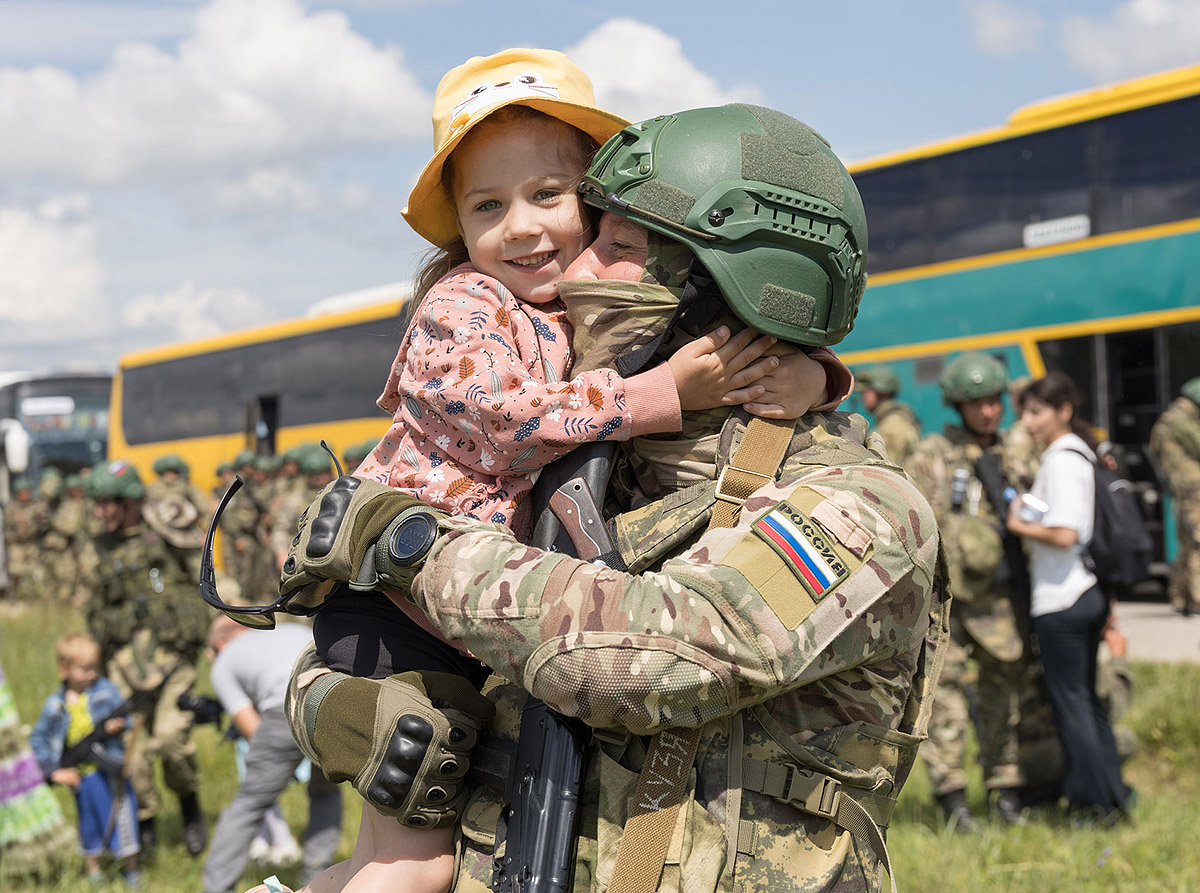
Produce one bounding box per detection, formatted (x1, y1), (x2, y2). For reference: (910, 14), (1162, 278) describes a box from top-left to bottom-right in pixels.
(224, 539), (277, 606)
(109, 642), (200, 821)
(921, 638), (1024, 795)
(1168, 527), (1200, 613)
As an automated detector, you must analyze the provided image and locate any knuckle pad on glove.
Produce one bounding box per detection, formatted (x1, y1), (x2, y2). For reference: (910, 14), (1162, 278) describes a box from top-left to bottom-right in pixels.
(307, 476), (361, 558)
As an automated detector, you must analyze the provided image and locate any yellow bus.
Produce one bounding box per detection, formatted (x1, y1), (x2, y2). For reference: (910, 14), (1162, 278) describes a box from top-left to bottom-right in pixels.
(840, 63), (1200, 566)
(108, 285), (410, 493)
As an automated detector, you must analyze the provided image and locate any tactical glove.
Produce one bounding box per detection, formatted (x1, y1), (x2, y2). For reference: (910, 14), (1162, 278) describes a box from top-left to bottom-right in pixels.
(293, 667), (494, 827)
(278, 475), (446, 613)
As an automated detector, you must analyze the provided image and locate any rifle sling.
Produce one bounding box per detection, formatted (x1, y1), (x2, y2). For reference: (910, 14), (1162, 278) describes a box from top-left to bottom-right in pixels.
(607, 416), (793, 893)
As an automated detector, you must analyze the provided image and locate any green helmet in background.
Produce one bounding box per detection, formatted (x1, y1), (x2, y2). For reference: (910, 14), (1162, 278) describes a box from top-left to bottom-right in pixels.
(856, 364), (901, 396)
(64, 473), (85, 492)
(579, 104), (867, 347)
(342, 437), (378, 470)
(939, 352), (1008, 405)
(1181, 377), (1200, 407)
(88, 460), (146, 501)
(234, 450), (258, 469)
(12, 475), (33, 495)
(152, 453), (189, 477)
(298, 445), (334, 476)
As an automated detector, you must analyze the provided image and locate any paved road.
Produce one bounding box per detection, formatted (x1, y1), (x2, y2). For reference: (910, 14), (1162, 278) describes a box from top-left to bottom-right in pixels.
(1115, 599), (1200, 662)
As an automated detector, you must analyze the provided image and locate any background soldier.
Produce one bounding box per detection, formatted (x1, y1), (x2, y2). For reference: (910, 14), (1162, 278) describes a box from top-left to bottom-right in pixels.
(906, 351), (1031, 829)
(856, 363), (921, 466)
(83, 460), (213, 856)
(4, 475), (47, 600)
(269, 445), (334, 570)
(48, 473), (91, 605)
(1149, 377), (1200, 615)
(271, 104), (950, 892)
(220, 450), (273, 605)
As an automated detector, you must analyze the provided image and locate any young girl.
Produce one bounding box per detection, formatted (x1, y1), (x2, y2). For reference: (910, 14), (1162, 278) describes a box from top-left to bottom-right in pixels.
(1006, 372), (1133, 827)
(261, 49), (839, 893)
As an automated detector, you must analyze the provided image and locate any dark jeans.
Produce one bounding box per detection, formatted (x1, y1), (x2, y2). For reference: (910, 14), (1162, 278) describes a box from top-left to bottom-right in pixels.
(1033, 585), (1130, 813)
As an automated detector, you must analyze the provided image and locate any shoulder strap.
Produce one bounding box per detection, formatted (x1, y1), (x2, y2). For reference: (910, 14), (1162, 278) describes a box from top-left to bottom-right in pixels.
(608, 417), (795, 893)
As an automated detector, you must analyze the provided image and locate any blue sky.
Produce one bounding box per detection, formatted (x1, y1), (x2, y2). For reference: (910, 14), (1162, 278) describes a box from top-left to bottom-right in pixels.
(2, 0), (1199, 372)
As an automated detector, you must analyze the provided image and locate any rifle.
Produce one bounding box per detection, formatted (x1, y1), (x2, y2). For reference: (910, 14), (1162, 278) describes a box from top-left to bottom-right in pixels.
(58, 687), (155, 774)
(492, 443), (615, 893)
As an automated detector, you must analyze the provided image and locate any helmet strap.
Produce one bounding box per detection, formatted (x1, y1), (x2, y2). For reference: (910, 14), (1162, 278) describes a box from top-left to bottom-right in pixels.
(614, 263), (724, 377)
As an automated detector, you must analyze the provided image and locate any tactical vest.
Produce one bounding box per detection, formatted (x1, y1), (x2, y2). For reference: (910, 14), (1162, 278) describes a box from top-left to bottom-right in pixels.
(454, 415), (951, 893)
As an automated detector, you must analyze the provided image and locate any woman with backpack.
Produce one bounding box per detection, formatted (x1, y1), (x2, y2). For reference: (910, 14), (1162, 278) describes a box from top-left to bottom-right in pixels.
(1006, 371), (1134, 826)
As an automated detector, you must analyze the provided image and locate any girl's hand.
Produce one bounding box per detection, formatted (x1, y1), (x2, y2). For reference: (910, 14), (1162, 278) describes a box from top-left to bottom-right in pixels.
(104, 716), (126, 734)
(667, 327), (779, 411)
(742, 343), (829, 419)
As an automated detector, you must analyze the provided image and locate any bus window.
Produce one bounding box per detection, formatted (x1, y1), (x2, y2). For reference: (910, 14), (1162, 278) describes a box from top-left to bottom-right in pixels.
(855, 163), (931, 274)
(1094, 96), (1200, 234)
(1164, 321), (1200, 397)
(930, 125), (1091, 264)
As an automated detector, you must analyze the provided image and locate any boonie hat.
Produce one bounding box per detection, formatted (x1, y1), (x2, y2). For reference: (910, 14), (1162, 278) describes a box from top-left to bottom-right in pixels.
(403, 48), (629, 247)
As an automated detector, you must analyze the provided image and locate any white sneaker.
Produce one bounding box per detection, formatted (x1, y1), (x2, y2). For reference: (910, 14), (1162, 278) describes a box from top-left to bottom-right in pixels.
(247, 837), (272, 862)
(268, 841), (302, 866)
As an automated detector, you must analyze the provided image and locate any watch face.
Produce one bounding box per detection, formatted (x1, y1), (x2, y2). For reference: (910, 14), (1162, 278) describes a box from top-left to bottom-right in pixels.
(387, 513), (438, 565)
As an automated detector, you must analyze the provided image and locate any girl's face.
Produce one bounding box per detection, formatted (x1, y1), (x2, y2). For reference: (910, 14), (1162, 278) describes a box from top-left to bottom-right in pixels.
(452, 119), (591, 304)
(1021, 395), (1072, 446)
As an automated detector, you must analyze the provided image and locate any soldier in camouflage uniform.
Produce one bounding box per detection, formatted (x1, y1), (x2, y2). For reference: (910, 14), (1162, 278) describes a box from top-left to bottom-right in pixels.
(268, 445), (333, 570)
(144, 454), (209, 578)
(3, 475), (48, 600)
(83, 460), (213, 856)
(856, 364), (921, 467)
(48, 473), (91, 605)
(1149, 378), (1200, 614)
(905, 352), (1033, 830)
(265, 105), (949, 893)
(220, 450), (274, 605)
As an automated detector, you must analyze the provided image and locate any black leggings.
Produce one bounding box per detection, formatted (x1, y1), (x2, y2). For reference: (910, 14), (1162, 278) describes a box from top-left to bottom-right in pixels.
(313, 587), (490, 688)
(1033, 585), (1130, 813)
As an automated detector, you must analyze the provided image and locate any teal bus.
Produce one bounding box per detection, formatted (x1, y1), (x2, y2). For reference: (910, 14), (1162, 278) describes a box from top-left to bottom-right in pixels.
(840, 63), (1200, 569)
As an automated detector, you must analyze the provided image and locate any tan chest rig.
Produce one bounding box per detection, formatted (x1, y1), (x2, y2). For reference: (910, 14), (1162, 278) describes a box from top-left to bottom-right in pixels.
(455, 416), (951, 893)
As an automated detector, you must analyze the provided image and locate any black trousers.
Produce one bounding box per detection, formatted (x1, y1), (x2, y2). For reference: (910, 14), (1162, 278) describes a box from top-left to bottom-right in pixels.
(1032, 585), (1130, 813)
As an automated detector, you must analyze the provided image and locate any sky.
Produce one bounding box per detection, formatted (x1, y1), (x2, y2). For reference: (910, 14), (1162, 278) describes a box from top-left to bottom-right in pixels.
(3, 0), (1200, 373)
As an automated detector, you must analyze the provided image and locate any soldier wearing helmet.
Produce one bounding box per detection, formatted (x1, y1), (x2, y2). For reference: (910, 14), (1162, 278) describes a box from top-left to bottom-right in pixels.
(82, 460), (212, 856)
(269, 103), (948, 893)
(1150, 377), (1200, 614)
(4, 474), (48, 599)
(856, 363), (921, 466)
(905, 351), (1035, 831)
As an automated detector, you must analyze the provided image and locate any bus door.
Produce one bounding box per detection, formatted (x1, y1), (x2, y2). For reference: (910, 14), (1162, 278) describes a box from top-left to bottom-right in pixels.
(246, 396), (278, 457)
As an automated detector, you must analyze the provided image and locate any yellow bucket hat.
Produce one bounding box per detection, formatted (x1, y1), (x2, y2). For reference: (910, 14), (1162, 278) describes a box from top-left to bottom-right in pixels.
(402, 48), (629, 247)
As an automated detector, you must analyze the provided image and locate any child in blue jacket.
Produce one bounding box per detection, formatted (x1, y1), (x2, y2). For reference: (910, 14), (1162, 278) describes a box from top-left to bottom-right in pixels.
(30, 633), (141, 886)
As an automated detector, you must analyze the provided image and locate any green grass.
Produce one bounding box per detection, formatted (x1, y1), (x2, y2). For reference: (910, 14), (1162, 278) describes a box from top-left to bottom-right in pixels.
(4, 600), (1200, 892)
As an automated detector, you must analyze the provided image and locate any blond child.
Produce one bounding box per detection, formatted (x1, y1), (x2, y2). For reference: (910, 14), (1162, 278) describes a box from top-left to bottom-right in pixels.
(263, 48), (838, 893)
(30, 633), (140, 887)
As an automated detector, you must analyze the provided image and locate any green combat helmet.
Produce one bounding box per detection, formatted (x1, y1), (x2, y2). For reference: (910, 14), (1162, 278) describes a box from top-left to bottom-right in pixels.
(578, 104), (867, 347)
(64, 473), (85, 492)
(856, 364), (901, 396)
(939, 352), (1008, 405)
(233, 450), (258, 470)
(297, 445), (334, 477)
(342, 437), (378, 470)
(152, 453), (189, 477)
(12, 475), (33, 495)
(87, 460), (146, 501)
(1181, 376), (1200, 407)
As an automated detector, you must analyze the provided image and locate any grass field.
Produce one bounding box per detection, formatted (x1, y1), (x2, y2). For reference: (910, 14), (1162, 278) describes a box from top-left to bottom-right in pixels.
(3, 599), (1198, 892)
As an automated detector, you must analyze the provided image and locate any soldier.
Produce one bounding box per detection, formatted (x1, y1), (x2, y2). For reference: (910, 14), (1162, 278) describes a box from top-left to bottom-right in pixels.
(342, 437), (379, 475)
(48, 473), (91, 605)
(219, 450), (272, 604)
(144, 454), (209, 578)
(906, 352), (1031, 829)
(251, 105), (949, 892)
(1149, 377), (1200, 615)
(856, 364), (921, 466)
(3, 475), (47, 600)
(214, 461), (236, 500)
(83, 460), (213, 856)
(269, 445), (333, 570)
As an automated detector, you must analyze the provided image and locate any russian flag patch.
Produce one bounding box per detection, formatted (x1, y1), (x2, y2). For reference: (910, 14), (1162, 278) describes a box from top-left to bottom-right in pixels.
(753, 502), (849, 599)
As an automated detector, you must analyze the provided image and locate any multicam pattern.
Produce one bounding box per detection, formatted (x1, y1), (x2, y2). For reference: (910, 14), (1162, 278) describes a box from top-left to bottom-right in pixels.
(869, 398), (921, 468)
(410, 412), (949, 892)
(904, 424), (1033, 793)
(1150, 396), (1200, 612)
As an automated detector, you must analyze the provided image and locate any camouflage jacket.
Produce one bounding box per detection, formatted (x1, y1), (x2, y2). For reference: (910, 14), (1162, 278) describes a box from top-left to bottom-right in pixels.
(4, 499), (47, 548)
(905, 424), (1034, 661)
(1150, 397), (1200, 504)
(83, 522), (211, 664)
(413, 412), (949, 893)
(870, 398), (921, 468)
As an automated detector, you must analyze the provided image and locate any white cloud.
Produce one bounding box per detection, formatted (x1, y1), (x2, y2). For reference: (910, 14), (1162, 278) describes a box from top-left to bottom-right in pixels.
(968, 2), (1044, 56)
(566, 19), (764, 124)
(211, 166), (318, 215)
(0, 0), (431, 182)
(0, 196), (111, 343)
(121, 280), (270, 343)
(1061, 0), (1200, 81)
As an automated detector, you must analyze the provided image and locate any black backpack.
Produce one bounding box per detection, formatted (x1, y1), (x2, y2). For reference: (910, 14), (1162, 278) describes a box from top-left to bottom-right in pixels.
(1067, 448), (1152, 593)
